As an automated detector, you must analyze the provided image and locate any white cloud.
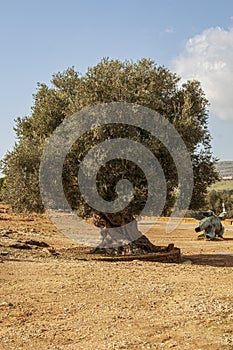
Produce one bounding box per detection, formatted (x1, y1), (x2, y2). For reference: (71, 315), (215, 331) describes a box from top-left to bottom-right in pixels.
(164, 27), (174, 34)
(173, 27), (233, 121)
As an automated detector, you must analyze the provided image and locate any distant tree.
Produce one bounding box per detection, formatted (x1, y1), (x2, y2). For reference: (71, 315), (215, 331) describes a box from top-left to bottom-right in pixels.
(1, 58), (219, 253)
(205, 189), (233, 217)
(0, 177), (6, 201)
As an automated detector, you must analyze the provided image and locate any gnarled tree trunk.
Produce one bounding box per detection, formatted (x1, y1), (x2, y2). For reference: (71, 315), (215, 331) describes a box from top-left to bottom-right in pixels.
(91, 212), (162, 256)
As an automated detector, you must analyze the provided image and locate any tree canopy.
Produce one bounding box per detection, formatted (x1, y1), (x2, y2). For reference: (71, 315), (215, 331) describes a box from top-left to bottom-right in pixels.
(1, 58), (219, 217)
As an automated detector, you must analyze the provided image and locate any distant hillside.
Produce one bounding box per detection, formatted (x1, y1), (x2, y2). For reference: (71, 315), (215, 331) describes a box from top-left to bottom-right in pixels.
(210, 161), (233, 194)
(210, 180), (233, 193)
(215, 161), (233, 180)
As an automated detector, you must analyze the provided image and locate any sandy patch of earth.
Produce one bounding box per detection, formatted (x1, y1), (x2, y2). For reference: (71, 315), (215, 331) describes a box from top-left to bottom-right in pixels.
(0, 204), (233, 350)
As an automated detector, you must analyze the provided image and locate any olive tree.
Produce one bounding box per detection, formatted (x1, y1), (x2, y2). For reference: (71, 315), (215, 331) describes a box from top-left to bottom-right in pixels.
(1, 58), (219, 254)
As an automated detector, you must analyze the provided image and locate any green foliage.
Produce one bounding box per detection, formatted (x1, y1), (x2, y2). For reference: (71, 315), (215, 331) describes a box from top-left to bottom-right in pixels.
(0, 177), (6, 201)
(1, 58), (219, 214)
(205, 189), (233, 217)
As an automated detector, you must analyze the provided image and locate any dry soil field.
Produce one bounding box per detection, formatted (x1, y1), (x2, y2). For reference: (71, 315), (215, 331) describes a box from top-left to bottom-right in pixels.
(0, 204), (233, 350)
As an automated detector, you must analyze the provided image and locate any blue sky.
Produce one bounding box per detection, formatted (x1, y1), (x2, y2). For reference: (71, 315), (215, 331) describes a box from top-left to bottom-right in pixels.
(1, 0), (233, 173)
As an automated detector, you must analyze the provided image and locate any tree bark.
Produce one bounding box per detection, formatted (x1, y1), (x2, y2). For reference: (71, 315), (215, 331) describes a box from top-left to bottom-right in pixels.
(91, 212), (162, 256)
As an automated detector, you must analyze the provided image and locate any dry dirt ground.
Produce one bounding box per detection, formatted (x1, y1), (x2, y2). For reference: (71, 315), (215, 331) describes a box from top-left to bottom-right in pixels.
(0, 204), (233, 350)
